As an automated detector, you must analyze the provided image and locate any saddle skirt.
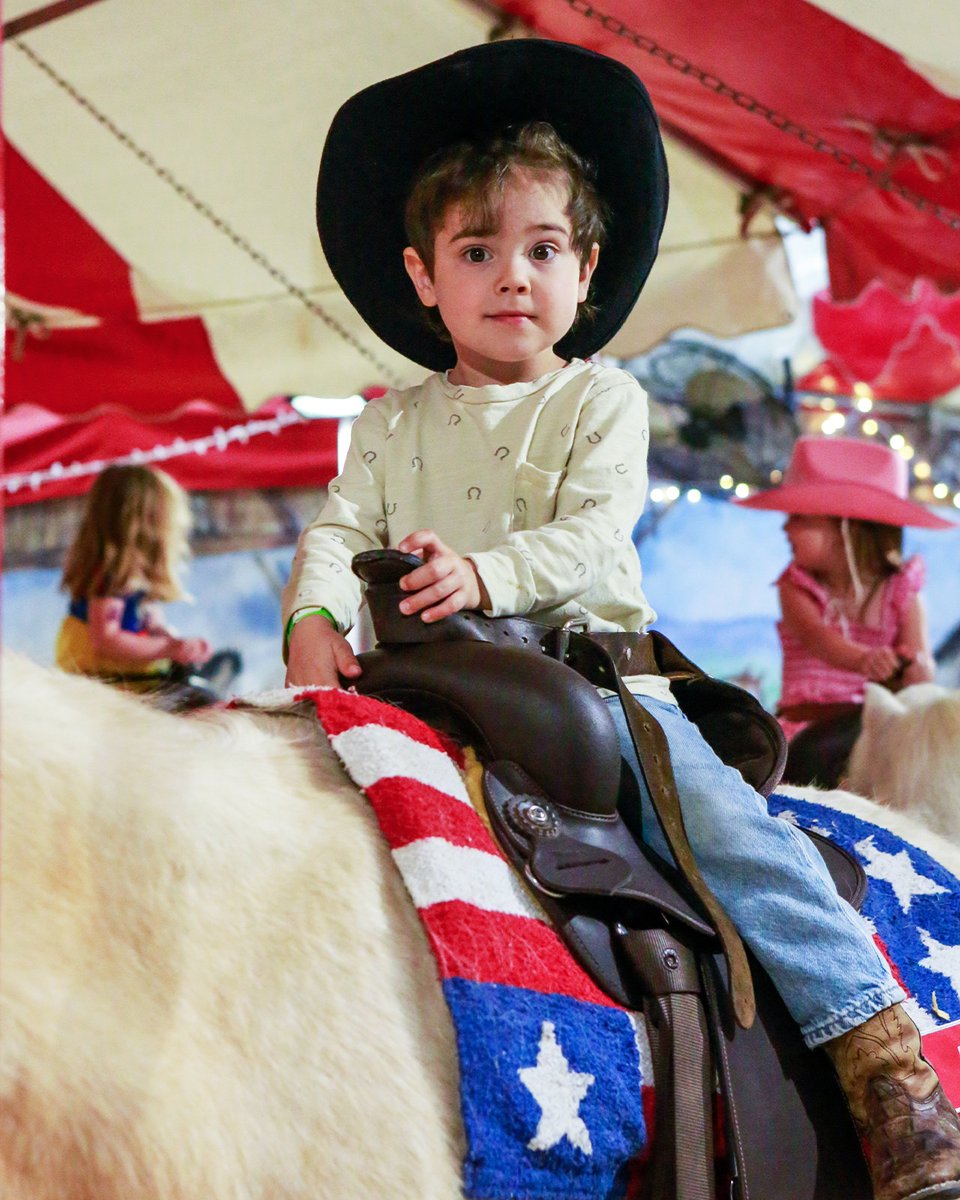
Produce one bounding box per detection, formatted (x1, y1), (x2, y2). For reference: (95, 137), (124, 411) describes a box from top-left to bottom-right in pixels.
(300, 685), (659, 1200)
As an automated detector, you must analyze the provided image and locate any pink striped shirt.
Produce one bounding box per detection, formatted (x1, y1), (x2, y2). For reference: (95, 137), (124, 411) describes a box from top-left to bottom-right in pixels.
(777, 555), (925, 736)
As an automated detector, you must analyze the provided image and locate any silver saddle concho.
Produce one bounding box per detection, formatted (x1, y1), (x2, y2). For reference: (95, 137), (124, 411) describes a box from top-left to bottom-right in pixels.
(349, 549), (872, 1200)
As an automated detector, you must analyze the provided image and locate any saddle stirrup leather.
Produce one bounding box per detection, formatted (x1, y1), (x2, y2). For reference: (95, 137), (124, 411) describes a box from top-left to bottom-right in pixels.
(601, 647), (755, 1030)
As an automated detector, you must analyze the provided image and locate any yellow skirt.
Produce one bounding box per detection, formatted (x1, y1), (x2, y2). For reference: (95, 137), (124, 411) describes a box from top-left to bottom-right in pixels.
(55, 615), (172, 683)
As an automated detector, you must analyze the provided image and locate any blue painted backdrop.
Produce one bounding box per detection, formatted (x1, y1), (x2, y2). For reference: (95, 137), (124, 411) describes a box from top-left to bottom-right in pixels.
(4, 498), (959, 704)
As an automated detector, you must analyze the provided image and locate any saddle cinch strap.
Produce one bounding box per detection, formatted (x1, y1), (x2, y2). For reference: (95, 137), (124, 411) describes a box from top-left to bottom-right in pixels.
(352, 551), (870, 1200)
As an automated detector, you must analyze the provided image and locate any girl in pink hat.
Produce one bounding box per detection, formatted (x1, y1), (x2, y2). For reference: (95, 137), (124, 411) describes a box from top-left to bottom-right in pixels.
(739, 435), (953, 787)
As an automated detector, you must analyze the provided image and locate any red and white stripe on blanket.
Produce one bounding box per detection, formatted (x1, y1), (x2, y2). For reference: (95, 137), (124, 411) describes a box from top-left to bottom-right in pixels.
(301, 685), (654, 1200)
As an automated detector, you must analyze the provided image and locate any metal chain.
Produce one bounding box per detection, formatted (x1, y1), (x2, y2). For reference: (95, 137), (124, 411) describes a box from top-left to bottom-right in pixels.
(14, 39), (405, 385)
(563, 0), (960, 232)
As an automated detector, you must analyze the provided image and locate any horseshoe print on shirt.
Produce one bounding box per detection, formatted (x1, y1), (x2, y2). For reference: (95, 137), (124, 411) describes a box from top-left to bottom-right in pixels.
(283, 362), (658, 648)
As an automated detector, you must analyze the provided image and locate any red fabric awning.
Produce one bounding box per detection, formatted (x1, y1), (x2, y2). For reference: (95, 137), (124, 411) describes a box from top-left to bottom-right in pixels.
(3, 143), (338, 504)
(490, 0), (960, 301)
(5, 142), (245, 417)
(5, 1), (960, 507)
(798, 279), (960, 401)
(2, 396), (338, 507)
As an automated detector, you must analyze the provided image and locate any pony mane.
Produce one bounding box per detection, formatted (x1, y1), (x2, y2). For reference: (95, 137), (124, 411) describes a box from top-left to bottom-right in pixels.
(846, 682), (960, 843)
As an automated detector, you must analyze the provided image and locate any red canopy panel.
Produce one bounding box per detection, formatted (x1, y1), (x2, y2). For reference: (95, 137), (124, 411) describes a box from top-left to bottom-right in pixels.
(2, 397), (338, 507)
(797, 278), (960, 401)
(7, 141), (135, 319)
(3, 142), (342, 505)
(5, 142), (244, 418)
(492, 0), (960, 300)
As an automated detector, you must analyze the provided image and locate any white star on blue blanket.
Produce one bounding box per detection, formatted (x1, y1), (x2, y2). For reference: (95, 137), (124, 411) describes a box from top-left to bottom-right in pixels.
(854, 835), (949, 913)
(519, 1021), (595, 1155)
(918, 931), (960, 1002)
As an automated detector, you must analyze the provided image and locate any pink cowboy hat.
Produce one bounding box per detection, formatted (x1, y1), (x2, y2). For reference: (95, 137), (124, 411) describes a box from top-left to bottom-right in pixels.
(736, 436), (955, 529)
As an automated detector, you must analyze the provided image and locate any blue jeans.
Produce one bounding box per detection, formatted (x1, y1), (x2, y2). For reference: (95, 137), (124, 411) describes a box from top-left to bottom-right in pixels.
(606, 693), (904, 1047)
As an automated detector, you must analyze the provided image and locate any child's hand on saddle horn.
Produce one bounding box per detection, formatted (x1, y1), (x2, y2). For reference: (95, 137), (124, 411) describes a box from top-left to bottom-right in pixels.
(395, 530), (491, 623)
(891, 646), (936, 689)
(169, 635), (213, 666)
(285, 614), (361, 689)
(857, 644), (902, 683)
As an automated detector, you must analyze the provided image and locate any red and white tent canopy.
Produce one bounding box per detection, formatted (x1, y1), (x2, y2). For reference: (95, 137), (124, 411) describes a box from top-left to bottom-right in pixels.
(4, 0), (960, 504)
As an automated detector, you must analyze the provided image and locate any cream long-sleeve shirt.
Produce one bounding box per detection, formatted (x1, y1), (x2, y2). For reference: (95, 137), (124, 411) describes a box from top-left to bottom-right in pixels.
(283, 358), (658, 640)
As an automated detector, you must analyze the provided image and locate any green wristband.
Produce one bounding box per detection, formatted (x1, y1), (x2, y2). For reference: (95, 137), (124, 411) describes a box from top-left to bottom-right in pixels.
(284, 606), (339, 655)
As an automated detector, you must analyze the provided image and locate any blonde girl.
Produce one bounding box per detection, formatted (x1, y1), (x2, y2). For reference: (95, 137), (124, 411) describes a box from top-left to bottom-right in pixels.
(56, 465), (212, 681)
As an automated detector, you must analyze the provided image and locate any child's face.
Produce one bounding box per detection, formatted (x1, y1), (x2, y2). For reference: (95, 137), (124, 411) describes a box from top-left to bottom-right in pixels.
(784, 514), (845, 576)
(403, 169), (598, 386)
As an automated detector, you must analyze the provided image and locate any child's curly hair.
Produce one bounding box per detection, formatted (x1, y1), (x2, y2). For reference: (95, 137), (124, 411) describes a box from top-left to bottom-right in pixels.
(61, 465), (193, 602)
(404, 121), (609, 341)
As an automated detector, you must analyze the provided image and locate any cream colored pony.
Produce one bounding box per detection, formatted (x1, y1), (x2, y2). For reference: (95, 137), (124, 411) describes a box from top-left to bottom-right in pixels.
(846, 681), (960, 843)
(3, 652), (959, 1200)
(0, 652), (462, 1200)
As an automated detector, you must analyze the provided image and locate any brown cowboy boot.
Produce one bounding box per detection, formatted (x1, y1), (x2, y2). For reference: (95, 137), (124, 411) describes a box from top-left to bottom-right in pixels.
(825, 1004), (960, 1200)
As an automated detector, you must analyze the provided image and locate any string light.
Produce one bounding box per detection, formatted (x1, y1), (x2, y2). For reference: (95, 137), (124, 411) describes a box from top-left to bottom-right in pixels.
(821, 413), (846, 434)
(645, 378), (960, 514)
(790, 389), (957, 516)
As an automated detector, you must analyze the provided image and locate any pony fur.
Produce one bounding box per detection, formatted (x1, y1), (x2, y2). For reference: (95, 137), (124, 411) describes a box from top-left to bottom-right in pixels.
(3, 652), (959, 1200)
(0, 652), (463, 1200)
(846, 681), (960, 843)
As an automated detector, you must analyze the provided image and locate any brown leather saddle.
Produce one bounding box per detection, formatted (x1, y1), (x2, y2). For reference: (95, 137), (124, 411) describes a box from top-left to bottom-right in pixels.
(350, 550), (872, 1200)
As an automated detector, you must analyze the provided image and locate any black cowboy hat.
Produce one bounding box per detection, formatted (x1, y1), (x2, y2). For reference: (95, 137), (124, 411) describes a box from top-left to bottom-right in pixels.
(317, 39), (669, 370)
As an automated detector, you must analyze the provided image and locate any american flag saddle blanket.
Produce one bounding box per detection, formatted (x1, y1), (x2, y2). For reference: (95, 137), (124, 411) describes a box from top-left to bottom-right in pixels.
(301, 686), (652, 1200)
